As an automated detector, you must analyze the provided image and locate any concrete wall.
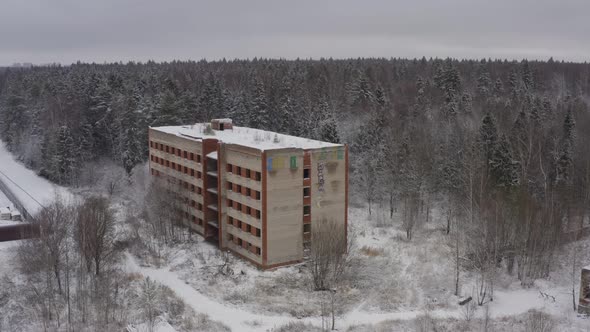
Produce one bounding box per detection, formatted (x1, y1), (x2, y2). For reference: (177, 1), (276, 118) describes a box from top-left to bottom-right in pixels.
(264, 148), (305, 266)
(309, 146), (347, 241)
(219, 144), (263, 265)
(580, 267), (590, 315)
(149, 128), (205, 234)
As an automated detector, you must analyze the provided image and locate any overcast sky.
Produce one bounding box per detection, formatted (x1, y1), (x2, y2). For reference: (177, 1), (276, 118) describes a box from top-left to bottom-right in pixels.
(1, 0), (589, 65)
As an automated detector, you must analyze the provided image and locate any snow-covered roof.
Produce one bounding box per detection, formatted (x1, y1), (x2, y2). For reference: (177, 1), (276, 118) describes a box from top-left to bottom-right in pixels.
(584, 264), (590, 271)
(0, 206), (10, 214)
(212, 118), (232, 123)
(152, 123), (342, 151)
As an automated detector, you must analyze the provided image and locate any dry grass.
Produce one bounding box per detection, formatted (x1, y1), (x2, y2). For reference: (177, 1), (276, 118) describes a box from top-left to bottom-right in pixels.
(360, 246), (384, 257)
(125, 272), (144, 281)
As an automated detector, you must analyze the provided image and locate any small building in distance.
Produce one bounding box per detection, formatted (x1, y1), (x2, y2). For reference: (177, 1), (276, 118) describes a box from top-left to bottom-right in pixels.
(148, 119), (348, 269)
(0, 206), (11, 220)
(580, 265), (590, 315)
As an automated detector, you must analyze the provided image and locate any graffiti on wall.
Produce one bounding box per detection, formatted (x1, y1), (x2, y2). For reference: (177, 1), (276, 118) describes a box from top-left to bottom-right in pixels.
(318, 148), (345, 161)
(316, 162), (325, 208)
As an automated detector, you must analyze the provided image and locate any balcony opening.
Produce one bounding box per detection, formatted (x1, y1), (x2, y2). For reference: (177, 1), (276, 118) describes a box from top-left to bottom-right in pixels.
(303, 187), (310, 197)
(303, 205), (311, 216)
(303, 168), (310, 179)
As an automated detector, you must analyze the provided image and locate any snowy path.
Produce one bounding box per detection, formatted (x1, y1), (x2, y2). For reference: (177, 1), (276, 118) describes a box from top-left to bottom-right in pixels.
(0, 141), (73, 215)
(125, 253), (573, 331)
(125, 252), (312, 331)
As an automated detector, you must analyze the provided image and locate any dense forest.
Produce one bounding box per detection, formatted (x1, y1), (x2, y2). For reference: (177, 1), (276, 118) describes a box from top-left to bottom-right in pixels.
(0, 58), (589, 287)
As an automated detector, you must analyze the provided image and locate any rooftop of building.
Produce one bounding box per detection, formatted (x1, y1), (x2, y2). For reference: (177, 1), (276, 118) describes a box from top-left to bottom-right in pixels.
(152, 121), (342, 151)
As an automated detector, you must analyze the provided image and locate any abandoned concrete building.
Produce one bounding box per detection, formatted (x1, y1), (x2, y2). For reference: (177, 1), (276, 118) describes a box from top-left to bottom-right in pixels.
(148, 119), (348, 269)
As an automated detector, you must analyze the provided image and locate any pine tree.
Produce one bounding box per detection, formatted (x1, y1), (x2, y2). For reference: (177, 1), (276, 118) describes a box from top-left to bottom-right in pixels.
(521, 60), (534, 91)
(0, 87), (28, 150)
(227, 91), (249, 127)
(374, 85), (386, 107)
(86, 81), (112, 155)
(477, 70), (493, 97)
(55, 126), (79, 185)
(249, 78), (270, 130)
(563, 108), (576, 143)
(555, 108), (576, 184)
(508, 68), (520, 99)
(493, 78), (504, 98)
(155, 89), (181, 126)
(348, 73), (374, 110)
(414, 77), (429, 118)
(79, 123), (95, 162)
(434, 60), (461, 103)
(490, 134), (519, 188)
(39, 131), (57, 181)
(119, 92), (145, 174)
(198, 73), (222, 121)
(317, 100), (340, 144)
(178, 90), (198, 123)
(478, 113), (499, 172)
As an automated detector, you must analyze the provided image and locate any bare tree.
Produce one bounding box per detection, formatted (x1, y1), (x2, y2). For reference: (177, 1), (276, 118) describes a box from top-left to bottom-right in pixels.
(36, 198), (74, 294)
(137, 277), (161, 332)
(100, 165), (127, 197)
(17, 195), (75, 330)
(143, 177), (187, 255)
(308, 218), (349, 330)
(75, 196), (115, 276)
(402, 191), (420, 240)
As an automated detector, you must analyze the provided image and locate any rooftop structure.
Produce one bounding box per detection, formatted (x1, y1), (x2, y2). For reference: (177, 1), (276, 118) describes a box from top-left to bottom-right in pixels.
(148, 119), (348, 269)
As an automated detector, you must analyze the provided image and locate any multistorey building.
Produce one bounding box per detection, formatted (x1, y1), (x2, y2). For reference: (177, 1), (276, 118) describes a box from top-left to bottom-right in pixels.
(148, 119), (348, 269)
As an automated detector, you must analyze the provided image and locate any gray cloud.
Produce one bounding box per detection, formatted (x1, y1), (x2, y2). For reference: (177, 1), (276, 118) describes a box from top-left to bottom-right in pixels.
(1, 0), (588, 65)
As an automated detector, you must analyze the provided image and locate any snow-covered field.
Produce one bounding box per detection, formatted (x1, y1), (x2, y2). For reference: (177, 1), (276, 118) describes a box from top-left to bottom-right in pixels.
(0, 141), (73, 215)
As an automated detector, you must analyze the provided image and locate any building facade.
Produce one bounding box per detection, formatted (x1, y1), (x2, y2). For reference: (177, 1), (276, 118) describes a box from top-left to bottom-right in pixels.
(148, 119), (348, 269)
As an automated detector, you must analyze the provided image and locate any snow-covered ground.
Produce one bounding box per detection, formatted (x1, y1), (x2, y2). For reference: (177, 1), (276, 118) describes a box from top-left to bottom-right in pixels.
(0, 190), (11, 207)
(124, 204), (590, 331)
(0, 140), (73, 214)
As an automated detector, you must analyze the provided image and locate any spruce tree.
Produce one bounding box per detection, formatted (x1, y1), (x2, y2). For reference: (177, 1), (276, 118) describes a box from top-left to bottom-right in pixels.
(478, 113), (499, 173)
(249, 78), (270, 130)
(155, 89), (181, 126)
(555, 108), (576, 184)
(55, 126), (79, 185)
(490, 134), (519, 188)
(119, 93), (145, 174)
